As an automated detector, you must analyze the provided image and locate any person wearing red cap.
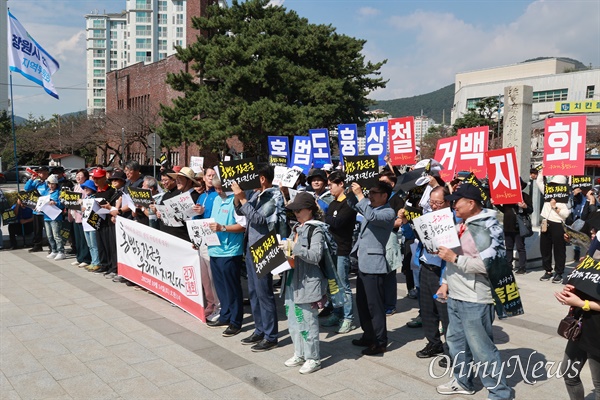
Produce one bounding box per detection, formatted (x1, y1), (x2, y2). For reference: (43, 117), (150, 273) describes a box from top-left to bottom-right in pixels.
(88, 168), (119, 274)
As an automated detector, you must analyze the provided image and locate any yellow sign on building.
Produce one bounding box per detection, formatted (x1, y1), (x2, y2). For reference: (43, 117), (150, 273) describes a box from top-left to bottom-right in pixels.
(555, 101), (600, 114)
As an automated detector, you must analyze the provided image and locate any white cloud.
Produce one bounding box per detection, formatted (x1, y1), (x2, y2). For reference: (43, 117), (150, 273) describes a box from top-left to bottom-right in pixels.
(268, 0), (285, 6)
(372, 0), (600, 101)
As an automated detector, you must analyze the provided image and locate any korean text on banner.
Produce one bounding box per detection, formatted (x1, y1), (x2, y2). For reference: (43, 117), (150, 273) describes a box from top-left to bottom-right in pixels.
(485, 147), (523, 205)
(218, 157), (260, 191)
(290, 136), (312, 174)
(387, 117), (416, 166)
(8, 10), (60, 99)
(412, 208), (460, 254)
(249, 230), (291, 278)
(543, 116), (586, 176)
(455, 126), (488, 179)
(343, 156), (379, 189)
(189, 156), (204, 174)
(268, 136), (289, 167)
(310, 128), (332, 168)
(365, 122), (388, 167)
(434, 136), (458, 183)
(571, 176), (593, 191)
(116, 217), (206, 321)
(338, 124), (358, 165)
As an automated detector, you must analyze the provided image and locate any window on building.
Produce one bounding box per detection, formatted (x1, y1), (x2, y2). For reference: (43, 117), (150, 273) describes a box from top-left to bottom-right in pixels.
(158, 14), (167, 24)
(136, 39), (152, 49)
(136, 0), (151, 9)
(159, 52), (167, 60)
(93, 69), (104, 77)
(158, 0), (167, 11)
(92, 30), (104, 39)
(174, 1), (184, 12)
(532, 89), (568, 103)
(175, 39), (183, 47)
(176, 27), (184, 38)
(93, 50), (106, 58)
(109, 31), (117, 39)
(93, 59), (105, 68)
(170, 152), (180, 167)
(587, 85), (595, 99)
(110, 40), (117, 49)
(136, 12), (151, 23)
(176, 14), (184, 24)
(110, 60), (118, 69)
(158, 27), (167, 38)
(136, 51), (152, 62)
(465, 98), (483, 111)
(136, 25), (152, 36)
(92, 20), (105, 29)
(93, 40), (106, 48)
(93, 89), (105, 97)
(93, 99), (106, 108)
(158, 40), (167, 51)
(93, 79), (106, 88)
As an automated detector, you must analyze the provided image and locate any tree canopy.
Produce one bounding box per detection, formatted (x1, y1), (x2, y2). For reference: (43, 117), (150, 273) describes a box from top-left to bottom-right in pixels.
(159, 0), (387, 156)
(452, 97), (503, 149)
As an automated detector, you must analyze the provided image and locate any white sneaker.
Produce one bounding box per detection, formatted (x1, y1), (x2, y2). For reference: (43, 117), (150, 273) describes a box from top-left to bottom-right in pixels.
(54, 253), (66, 261)
(436, 378), (475, 395)
(336, 319), (356, 334)
(284, 355), (305, 367)
(299, 359), (321, 374)
(78, 262), (89, 268)
(71, 261), (80, 266)
(47, 252), (57, 259)
(207, 311), (220, 322)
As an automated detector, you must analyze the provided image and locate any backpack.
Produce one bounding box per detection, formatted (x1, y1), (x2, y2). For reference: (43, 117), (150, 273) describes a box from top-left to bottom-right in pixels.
(304, 221), (344, 308)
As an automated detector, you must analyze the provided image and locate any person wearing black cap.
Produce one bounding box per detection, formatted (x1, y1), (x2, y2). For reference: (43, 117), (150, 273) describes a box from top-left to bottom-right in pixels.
(24, 166), (50, 252)
(347, 181), (395, 356)
(306, 169), (334, 213)
(435, 183), (513, 399)
(51, 166), (74, 190)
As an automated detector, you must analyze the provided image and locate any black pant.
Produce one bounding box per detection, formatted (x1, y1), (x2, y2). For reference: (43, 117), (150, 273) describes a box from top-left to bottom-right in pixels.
(32, 214), (45, 248)
(505, 231), (526, 270)
(402, 239), (415, 291)
(384, 270), (397, 309)
(356, 270), (387, 347)
(73, 223), (91, 264)
(419, 264), (449, 351)
(540, 220), (566, 275)
(97, 224), (117, 272)
(9, 222), (33, 248)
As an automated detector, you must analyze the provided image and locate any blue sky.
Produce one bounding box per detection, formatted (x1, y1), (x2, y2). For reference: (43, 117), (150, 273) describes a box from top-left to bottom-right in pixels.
(5, 0), (600, 119)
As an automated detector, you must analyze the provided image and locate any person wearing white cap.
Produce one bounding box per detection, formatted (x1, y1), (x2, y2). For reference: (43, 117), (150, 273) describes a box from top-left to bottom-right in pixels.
(43, 175), (66, 260)
(536, 173), (572, 283)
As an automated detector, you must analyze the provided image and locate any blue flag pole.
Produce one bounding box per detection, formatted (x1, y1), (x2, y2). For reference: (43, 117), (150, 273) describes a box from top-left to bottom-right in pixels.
(8, 72), (20, 193)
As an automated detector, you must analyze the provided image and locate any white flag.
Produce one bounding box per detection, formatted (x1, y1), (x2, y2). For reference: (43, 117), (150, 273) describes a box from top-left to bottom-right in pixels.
(7, 10), (60, 99)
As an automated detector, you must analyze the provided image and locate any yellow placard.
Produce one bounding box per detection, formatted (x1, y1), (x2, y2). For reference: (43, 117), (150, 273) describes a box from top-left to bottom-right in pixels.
(555, 101), (600, 114)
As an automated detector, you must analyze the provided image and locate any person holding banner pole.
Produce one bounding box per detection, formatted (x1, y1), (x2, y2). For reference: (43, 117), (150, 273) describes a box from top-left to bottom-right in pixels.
(233, 165), (281, 352)
(205, 177), (246, 337)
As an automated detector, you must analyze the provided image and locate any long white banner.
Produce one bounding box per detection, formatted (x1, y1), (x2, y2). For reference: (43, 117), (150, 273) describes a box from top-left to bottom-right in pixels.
(115, 216), (205, 321)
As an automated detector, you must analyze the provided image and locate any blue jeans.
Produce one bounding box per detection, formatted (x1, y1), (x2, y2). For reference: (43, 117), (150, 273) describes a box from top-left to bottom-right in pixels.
(211, 256), (244, 328)
(446, 298), (512, 400)
(84, 230), (100, 266)
(333, 255), (354, 321)
(245, 250), (278, 342)
(44, 220), (63, 254)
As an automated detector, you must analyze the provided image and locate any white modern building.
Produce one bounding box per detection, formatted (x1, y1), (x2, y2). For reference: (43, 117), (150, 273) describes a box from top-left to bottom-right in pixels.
(414, 115), (434, 145)
(451, 58), (600, 123)
(1, 0), (9, 114)
(85, 0), (193, 116)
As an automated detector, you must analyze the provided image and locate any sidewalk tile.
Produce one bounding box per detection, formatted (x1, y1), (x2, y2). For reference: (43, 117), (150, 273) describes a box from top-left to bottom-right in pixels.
(58, 373), (118, 399)
(131, 358), (190, 387)
(7, 370), (67, 398)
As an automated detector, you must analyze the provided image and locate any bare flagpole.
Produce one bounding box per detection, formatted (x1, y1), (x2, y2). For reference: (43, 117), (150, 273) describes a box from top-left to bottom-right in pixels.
(9, 71), (20, 193)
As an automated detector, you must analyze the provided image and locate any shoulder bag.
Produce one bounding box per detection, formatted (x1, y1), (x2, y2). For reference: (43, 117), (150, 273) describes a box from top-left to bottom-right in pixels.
(557, 310), (583, 341)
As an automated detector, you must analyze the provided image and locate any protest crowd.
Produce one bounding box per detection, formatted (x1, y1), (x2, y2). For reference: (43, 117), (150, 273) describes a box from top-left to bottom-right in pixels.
(3, 118), (600, 400)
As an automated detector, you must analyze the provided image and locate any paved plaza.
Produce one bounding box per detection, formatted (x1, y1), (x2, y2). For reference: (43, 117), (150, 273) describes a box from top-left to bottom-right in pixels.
(0, 245), (595, 399)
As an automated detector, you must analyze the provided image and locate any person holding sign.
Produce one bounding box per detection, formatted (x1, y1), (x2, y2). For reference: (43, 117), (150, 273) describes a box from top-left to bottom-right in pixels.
(347, 181), (395, 356)
(233, 165), (282, 352)
(24, 166), (50, 253)
(205, 176), (247, 337)
(537, 174), (572, 283)
(436, 183), (515, 399)
(282, 191), (328, 374)
(307, 169), (334, 214)
(7, 200), (33, 250)
(80, 180), (101, 271)
(68, 169), (92, 268)
(43, 175), (66, 260)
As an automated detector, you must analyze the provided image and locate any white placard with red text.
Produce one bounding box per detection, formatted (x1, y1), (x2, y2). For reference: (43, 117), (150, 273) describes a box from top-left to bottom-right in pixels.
(485, 147), (523, 205)
(387, 117), (416, 166)
(434, 136), (458, 183)
(543, 116), (586, 176)
(455, 126), (488, 179)
(115, 216), (206, 321)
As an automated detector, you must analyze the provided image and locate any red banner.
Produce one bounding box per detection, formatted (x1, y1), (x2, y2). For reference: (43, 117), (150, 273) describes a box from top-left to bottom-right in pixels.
(455, 126), (489, 179)
(434, 136), (458, 183)
(485, 147), (523, 205)
(543, 116), (586, 176)
(388, 117), (416, 166)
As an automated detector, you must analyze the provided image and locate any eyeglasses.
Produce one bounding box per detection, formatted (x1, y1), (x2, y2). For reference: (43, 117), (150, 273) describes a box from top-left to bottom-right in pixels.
(429, 200), (446, 206)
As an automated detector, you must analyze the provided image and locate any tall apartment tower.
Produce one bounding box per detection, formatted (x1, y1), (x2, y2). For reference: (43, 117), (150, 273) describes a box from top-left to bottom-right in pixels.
(1, 0), (9, 113)
(85, 0), (210, 116)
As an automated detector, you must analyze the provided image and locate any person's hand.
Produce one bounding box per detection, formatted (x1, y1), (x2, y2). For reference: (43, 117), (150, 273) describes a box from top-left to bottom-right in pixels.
(208, 222), (221, 232)
(436, 283), (448, 301)
(564, 284), (576, 293)
(555, 289), (583, 307)
(550, 198), (557, 208)
(517, 201), (526, 208)
(573, 188), (582, 196)
(587, 191), (596, 203)
(350, 182), (362, 196)
(438, 246), (457, 263)
(192, 204), (205, 215)
(231, 181), (245, 198)
(564, 233), (571, 243)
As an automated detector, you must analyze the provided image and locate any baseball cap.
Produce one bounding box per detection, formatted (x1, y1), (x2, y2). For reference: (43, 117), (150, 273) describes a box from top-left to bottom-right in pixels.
(445, 183), (483, 203)
(91, 168), (107, 178)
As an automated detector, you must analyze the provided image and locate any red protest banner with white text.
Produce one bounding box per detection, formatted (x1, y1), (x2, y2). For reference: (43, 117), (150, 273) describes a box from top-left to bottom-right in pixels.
(543, 116), (586, 176)
(115, 216), (206, 322)
(455, 126), (488, 179)
(388, 117), (416, 166)
(434, 136), (458, 183)
(485, 147), (523, 205)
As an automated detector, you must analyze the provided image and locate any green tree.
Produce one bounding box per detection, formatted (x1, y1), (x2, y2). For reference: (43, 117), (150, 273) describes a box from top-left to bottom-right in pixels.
(452, 97), (503, 149)
(159, 0), (387, 156)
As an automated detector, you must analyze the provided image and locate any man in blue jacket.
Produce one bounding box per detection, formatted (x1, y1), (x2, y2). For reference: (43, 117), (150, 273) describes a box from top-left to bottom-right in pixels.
(25, 166), (50, 252)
